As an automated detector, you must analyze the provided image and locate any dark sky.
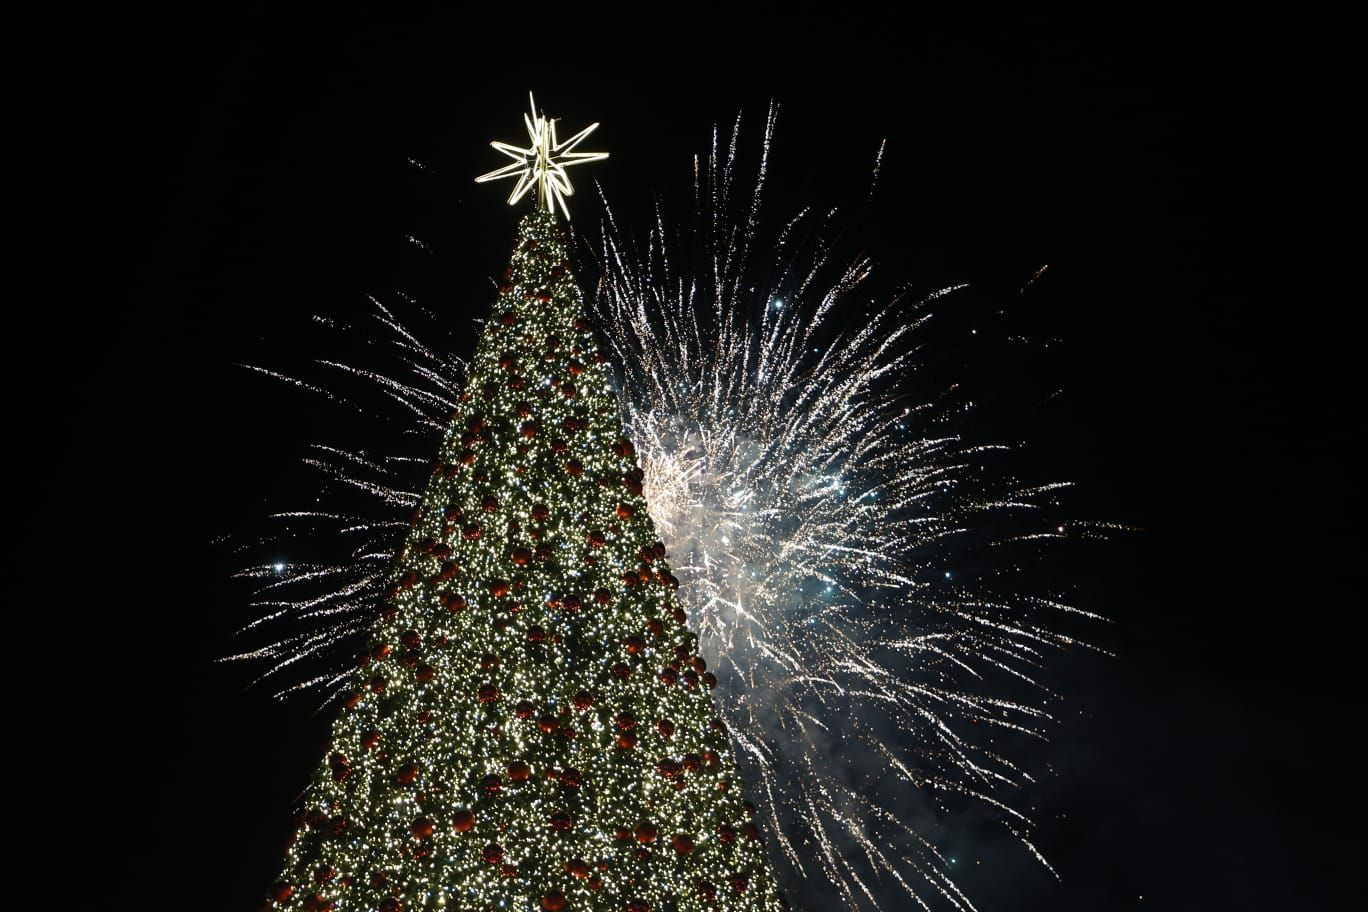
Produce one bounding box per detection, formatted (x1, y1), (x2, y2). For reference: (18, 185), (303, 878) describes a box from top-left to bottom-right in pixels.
(21, 8), (1358, 911)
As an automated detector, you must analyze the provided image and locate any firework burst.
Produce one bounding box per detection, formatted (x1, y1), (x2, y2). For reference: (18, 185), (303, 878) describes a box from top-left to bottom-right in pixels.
(228, 109), (1110, 910)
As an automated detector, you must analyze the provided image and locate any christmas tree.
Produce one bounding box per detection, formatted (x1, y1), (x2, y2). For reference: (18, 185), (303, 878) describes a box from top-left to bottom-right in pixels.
(262, 97), (787, 912)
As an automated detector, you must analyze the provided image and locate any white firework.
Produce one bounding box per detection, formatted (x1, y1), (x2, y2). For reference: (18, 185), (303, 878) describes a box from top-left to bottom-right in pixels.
(228, 109), (1111, 910)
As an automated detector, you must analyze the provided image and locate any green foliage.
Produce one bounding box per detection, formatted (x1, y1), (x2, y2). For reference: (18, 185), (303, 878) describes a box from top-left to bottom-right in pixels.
(268, 211), (786, 912)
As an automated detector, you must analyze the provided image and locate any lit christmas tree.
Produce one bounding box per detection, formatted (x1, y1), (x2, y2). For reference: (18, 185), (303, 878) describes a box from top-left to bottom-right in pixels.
(263, 96), (788, 912)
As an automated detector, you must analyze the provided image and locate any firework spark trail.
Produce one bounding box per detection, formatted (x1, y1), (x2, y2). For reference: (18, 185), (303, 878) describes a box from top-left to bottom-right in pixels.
(227, 108), (1110, 908)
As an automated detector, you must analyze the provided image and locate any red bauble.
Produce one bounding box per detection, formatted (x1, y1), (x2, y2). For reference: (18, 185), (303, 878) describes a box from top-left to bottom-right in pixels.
(594, 588), (613, 605)
(481, 774), (503, 793)
(564, 459), (584, 476)
(371, 643), (393, 661)
(717, 824), (736, 844)
(623, 635), (645, 655)
(462, 523), (482, 540)
(452, 809), (476, 832)
(586, 530), (606, 548)
(610, 662), (631, 680)
(268, 883), (294, 903)
(394, 763), (419, 785)
(369, 676), (388, 694)
(730, 875), (749, 894)
(615, 502), (635, 519)
(611, 438), (635, 458)
(531, 503), (550, 522)
(537, 715), (559, 734)
(540, 892), (567, 912)
(415, 664), (435, 683)
(488, 579), (510, 598)
(526, 625), (548, 644)
(702, 672), (718, 689)
(560, 767), (582, 789)
(696, 881), (717, 900)
(741, 822), (760, 841)
(564, 858), (590, 879)
(626, 899), (650, 912)
(549, 810), (574, 831)
(507, 760), (531, 782)
(379, 899), (402, 912)
(442, 592), (468, 612)
(511, 547), (532, 566)
(615, 711), (637, 730)
(634, 821), (658, 844)
(481, 495), (501, 513)
(571, 690), (593, 710)
(561, 594), (582, 613)
(514, 700), (536, 719)
(646, 619), (665, 638)
(658, 667), (679, 686)
(616, 732), (637, 750)
(410, 816), (435, 839)
(481, 843), (504, 864)
(519, 421), (538, 438)
(671, 833), (696, 855)
(477, 684), (501, 703)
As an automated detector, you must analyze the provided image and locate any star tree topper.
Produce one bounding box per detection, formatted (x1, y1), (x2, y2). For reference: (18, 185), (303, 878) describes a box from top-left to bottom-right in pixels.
(475, 92), (608, 220)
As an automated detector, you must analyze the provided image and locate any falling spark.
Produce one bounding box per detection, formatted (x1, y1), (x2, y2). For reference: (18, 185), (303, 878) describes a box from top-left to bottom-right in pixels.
(228, 107), (1110, 910)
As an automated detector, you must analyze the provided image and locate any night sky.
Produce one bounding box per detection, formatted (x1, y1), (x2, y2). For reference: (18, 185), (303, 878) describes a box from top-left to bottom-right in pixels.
(22, 9), (1358, 911)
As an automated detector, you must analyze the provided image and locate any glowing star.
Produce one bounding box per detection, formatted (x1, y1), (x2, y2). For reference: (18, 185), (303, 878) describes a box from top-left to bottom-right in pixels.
(475, 92), (608, 220)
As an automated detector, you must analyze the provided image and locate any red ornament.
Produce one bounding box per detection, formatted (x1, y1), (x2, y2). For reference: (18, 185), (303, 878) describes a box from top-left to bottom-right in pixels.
(616, 732), (637, 750)
(511, 547), (532, 566)
(594, 588), (613, 605)
(519, 421), (539, 438)
(508, 760), (531, 782)
(531, 503), (550, 522)
(477, 684), (501, 703)
(540, 893), (567, 912)
(379, 900), (402, 912)
(527, 625), (548, 643)
(411, 816), (435, 839)
(394, 763), (419, 785)
(549, 810), (574, 831)
(565, 458), (584, 476)
(481, 843), (504, 864)
(415, 664), (435, 683)
(703, 672), (718, 689)
(671, 833), (695, 855)
(730, 875), (749, 894)
(560, 767), (582, 789)
(564, 858), (590, 879)
(369, 676), (388, 694)
(717, 824), (736, 844)
(561, 594), (583, 613)
(481, 774), (503, 793)
(441, 592), (468, 613)
(634, 821), (658, 844)
(626, 901), (650, 912)
(741, 821), (760, 841)
(371, 643), (393, 661)
(623, 635), (645, 655)
(646, 619), (665, 638)
(572, 690), (594, 710)
(586, 530), (606, 548)
(610, 662), (631, 680)
(268, 884), (294, 903)
(537, 715), (559, 734)
(462, 523), (482, 540)
(612, 437), (635, 458)
(659, 667), (679, 686)
(488, 579), (510, 598)
(696, 880), (717, 900)
(615, 711), (637, 730)
(452, 809), (476, 832)
(514, 700), (536, 719)
(360, 729), (380, 751)
(615, 502), (635, 519)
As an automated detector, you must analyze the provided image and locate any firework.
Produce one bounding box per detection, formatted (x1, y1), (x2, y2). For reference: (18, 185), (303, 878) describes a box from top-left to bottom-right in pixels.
(229, 109), (1109, 910)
